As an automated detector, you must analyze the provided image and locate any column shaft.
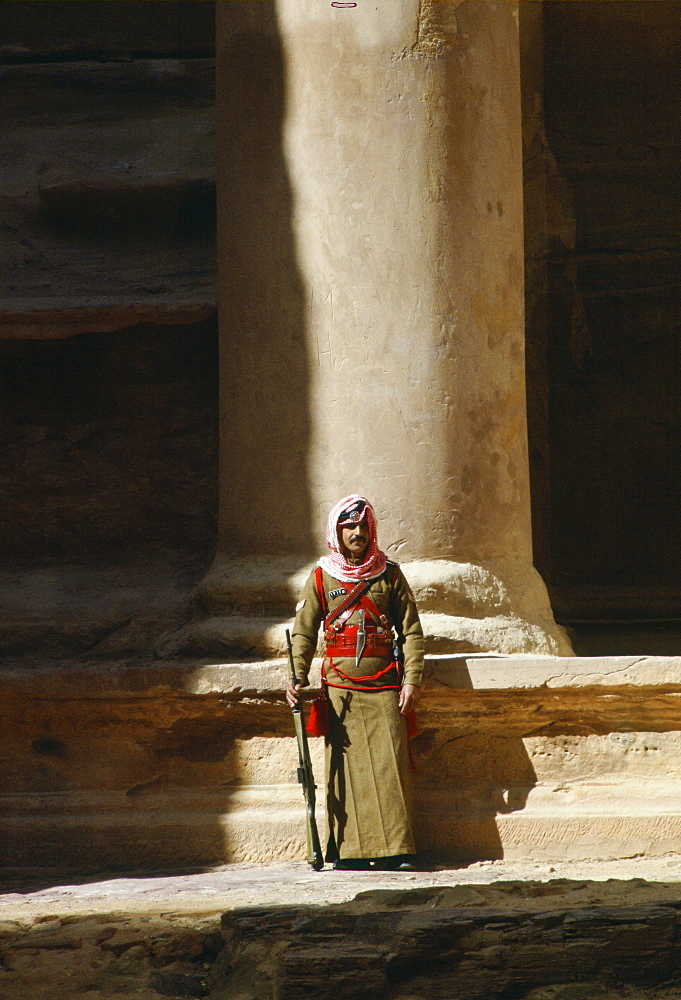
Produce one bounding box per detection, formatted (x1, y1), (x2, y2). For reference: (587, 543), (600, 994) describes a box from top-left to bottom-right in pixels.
(190, 0), (571, 659)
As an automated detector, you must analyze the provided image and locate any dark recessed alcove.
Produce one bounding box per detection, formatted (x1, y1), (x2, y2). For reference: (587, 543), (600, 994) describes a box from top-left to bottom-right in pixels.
(523, 0), (681, 653)
(0, 321), (218, 567)
(0, 321), (218, 661)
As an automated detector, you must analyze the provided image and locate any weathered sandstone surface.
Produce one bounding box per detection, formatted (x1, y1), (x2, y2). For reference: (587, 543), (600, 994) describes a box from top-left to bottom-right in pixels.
(0, 45), (219, 661)
(1, 58), (216, 329)
(2, 655), (681, 872)
(4, 870), (681, 999)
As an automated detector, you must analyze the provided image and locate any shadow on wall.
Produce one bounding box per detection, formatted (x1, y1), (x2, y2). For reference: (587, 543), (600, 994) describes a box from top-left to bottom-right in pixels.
(413, 664), (537, 864)
(216, 3), (315, 559)
(415, 731), (538, 864)
(0, 667), (309, 882)
(0, 322), (218, 568)
(1, 659), (539, 882)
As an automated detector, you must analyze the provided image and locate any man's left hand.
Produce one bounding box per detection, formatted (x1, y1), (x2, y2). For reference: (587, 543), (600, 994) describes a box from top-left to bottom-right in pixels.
(399, 683), (420, 715)
(286, 677), (302, 708)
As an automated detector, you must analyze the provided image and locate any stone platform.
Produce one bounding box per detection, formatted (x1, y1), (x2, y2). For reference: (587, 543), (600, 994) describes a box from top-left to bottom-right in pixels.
(3, 858), (681, 999)
(2, 655), (681, 871)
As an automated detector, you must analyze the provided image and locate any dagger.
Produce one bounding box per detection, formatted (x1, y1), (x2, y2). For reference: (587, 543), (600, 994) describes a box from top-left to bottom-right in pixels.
(355, 608), (367, 667)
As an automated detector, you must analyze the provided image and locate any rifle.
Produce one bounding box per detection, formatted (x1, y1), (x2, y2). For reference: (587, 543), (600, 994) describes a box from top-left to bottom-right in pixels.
(285, 628), (324, 871)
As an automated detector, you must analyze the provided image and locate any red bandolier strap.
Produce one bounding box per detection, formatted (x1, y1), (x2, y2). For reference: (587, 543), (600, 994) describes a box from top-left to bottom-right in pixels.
(314, 563), (399, 627)
(314, 566), (328, 616)
(315, 564), (404, 681)
(325, 579), (374, 626)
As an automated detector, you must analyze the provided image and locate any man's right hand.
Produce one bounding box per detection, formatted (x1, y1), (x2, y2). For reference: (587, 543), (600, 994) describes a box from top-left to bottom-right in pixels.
(286, 678), (302, 708)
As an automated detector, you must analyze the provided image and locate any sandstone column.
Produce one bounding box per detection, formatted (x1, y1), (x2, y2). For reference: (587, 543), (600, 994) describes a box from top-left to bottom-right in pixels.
(195, 0), (571, 658)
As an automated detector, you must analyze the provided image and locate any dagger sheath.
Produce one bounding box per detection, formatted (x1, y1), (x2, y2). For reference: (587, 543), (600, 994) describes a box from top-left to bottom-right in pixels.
(355, 608), (367, 667)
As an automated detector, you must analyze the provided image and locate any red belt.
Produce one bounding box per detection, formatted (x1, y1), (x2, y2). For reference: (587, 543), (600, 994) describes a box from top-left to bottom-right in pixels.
(324, 622), (392, 659)
(325, 640), (393, 658)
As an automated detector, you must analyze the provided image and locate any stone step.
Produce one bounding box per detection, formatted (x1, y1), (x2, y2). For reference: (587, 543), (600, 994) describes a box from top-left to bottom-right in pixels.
(0, 807), (309, 870)
(220, 891), (681, 1000)
(0, 651), (677, 696)
(4, 783), (681, 870)
(3, 655), (681, 869)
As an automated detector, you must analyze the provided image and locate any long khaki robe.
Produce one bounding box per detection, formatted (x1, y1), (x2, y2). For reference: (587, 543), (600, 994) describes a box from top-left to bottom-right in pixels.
(291, 564), (424, 861)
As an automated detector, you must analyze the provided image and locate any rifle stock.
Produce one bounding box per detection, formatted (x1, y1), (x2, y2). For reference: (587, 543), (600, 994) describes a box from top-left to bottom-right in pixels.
(286, 628), (324, 871)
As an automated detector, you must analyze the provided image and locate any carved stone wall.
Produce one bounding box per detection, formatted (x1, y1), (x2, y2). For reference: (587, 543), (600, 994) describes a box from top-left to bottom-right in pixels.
(0, 2), (218, 661)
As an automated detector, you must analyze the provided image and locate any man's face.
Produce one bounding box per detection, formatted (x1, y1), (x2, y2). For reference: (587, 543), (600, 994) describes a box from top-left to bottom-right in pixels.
(340, 521), (369, 561)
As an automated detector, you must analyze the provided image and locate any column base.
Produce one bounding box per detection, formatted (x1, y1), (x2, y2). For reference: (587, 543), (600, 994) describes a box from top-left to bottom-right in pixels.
(155, 556), (572, 659)
(406, 559), (573, 656)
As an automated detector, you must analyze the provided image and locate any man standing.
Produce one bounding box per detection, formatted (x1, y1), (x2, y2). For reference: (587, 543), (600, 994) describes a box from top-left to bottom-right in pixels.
(286, 495), (424, 870)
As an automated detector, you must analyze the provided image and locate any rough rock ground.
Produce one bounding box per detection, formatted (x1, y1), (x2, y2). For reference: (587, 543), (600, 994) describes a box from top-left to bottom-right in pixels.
(4, 856), (681, 922)
(3, 857), (681, 999)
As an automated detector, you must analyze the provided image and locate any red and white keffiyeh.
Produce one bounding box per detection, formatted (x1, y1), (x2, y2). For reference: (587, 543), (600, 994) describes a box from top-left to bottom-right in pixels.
(318, 494), (388, 583)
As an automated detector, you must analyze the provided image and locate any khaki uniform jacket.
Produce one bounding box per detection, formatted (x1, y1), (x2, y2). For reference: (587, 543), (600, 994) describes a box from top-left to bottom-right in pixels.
(291, 562), (424, 689)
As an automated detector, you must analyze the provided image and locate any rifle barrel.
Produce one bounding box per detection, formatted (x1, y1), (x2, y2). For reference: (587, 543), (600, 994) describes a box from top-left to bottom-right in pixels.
(285, 627), (323, 870)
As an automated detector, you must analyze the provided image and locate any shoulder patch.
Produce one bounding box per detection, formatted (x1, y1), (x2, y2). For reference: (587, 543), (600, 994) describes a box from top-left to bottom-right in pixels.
(295, 599), (306, 612)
